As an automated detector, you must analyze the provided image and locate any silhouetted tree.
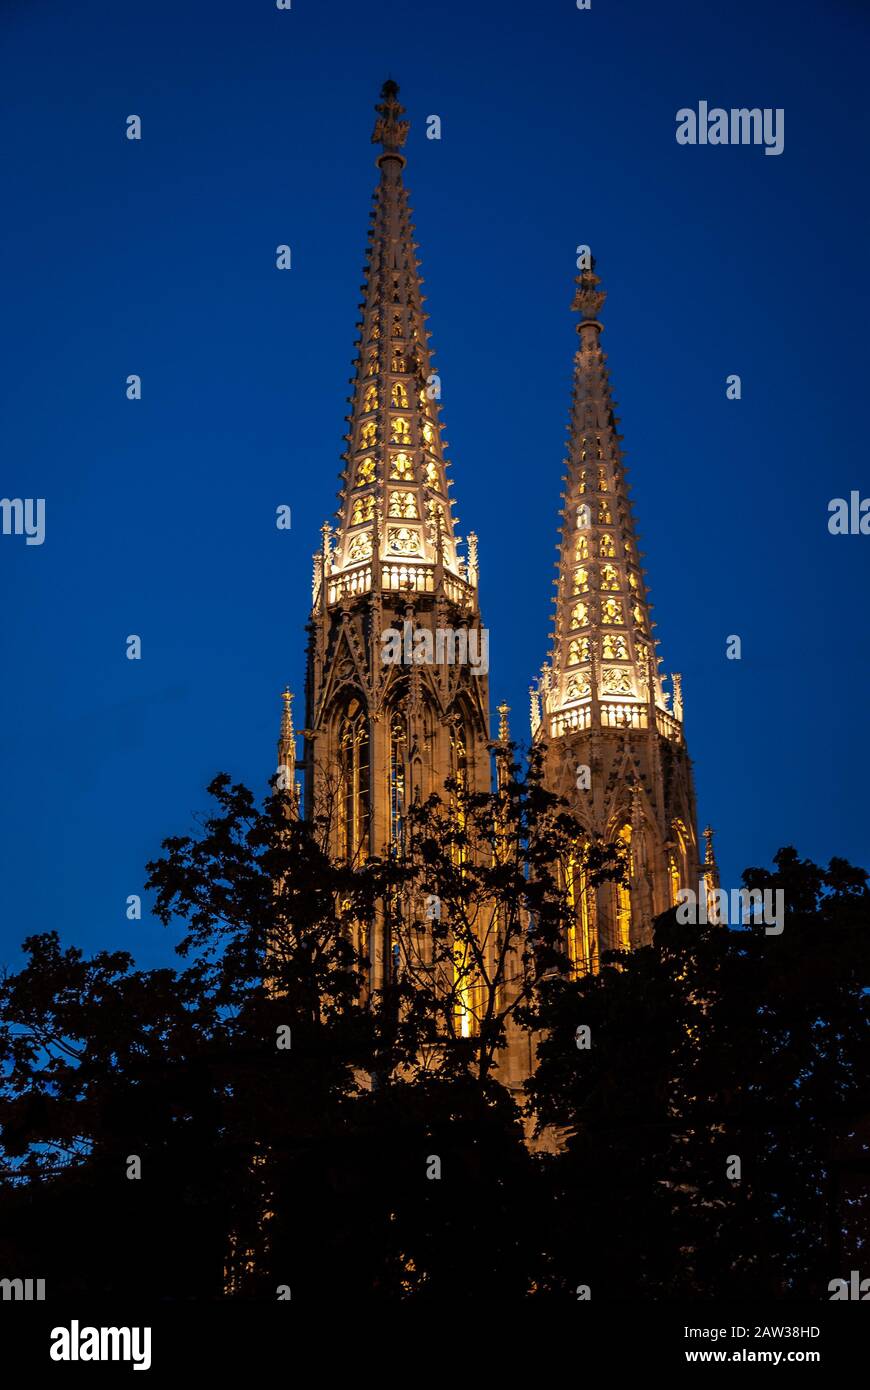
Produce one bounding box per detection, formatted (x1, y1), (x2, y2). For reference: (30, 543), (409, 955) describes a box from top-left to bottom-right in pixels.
(527, 849), (870, 1299)
(3, 759), (867, 1304)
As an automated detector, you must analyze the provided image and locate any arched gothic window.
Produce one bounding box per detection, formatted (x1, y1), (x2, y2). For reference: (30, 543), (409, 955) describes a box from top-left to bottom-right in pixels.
(338, 706), (370, 862)
(449, 716), (474, 1037)
(669, 820), (689, 906)
(567, 852), (597, 975)
(450, 719), (468, 806)
(615, 821), (632, 951)
(447, 714), (472, 862)
(388, 710), (407, 849)
(391, 382), (409, 409)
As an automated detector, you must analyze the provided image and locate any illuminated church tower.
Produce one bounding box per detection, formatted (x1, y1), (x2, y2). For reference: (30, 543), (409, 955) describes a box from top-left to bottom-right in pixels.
(531, 262), (702, 962)
(301, 82), (490, 990)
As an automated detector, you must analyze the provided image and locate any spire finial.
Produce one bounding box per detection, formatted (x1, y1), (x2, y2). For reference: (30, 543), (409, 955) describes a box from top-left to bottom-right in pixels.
(320, 520), (334, 574)
(672, 672), (683, 722)
(529, 684), (542, 737)
(372, 78), (409, 157)
(466, 529), (479, 586)
(572, 255), (607, 324)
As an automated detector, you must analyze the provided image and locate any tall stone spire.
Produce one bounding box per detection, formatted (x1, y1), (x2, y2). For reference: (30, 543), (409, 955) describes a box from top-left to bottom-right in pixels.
(534, 257), (700, 956)
(543, 260), (665, 732)
(317, 79), (468, 609)
(303, 83), (491, 991)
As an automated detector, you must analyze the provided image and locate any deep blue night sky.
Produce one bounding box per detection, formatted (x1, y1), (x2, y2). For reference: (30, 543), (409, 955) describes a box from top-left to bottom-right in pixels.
(2, 0), (868, 970)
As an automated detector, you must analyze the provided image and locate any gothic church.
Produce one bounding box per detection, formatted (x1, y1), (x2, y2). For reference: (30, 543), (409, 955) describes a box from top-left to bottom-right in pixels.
(277, 82), (715, 1075)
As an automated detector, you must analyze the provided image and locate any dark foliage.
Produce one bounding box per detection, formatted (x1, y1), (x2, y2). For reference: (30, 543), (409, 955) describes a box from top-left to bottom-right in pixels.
(1, 766), (867, 1301)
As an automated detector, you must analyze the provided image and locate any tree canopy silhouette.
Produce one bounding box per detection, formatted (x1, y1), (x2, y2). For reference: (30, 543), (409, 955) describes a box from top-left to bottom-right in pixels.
(1, 763), (868, 1302)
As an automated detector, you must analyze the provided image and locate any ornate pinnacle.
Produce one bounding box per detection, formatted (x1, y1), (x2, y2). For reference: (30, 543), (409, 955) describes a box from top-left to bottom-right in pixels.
(703, 826), (722, 921)
(529, 684), (542, 736)
(372, 79), (409, 155)
(572, 260), (607, 324)
(672, 672), (683, 722)
(432, 505), (445, 566)
(277, 687), (298, 812)
(466, 529), (479, 586)
(497, 701), (511, 743)
(320, 520), (334, 574)
(281, 686), (294, 741)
